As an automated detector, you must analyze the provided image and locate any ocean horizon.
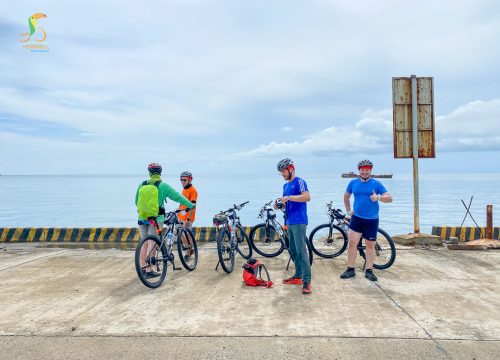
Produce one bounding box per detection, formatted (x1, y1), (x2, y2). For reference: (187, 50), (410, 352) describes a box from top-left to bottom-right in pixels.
(1, 173), (499, 237)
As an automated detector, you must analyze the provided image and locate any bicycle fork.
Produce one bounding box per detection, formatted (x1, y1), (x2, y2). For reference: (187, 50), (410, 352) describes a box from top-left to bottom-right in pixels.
(215, 230), (236, 271)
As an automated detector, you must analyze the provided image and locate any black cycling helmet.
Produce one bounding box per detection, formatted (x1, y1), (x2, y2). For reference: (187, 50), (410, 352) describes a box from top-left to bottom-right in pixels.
(277, 158), (294, 171)
(148, 162), (162, 175)
(358, 159), (373, 169)
(180, 171), (193, 179)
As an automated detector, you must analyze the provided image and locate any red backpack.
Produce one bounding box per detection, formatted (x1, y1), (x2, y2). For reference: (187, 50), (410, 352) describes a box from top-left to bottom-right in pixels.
(242, 258), (273, 288)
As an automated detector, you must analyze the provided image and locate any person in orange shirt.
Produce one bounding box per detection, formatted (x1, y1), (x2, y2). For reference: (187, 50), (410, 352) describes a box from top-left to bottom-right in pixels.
(178, 171), (198, 230)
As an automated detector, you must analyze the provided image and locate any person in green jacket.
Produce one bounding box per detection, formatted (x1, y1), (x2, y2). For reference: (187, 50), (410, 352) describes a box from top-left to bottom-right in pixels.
(135, 162), (195, 238)
(135, 163), (195, 278)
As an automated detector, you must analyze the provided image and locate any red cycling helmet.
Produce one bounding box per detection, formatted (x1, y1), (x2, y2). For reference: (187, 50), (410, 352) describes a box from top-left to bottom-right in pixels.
(148, 162), (162, 175)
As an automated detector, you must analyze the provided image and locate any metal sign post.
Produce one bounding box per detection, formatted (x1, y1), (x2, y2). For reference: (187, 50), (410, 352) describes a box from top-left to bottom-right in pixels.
(411, 75), (420, 233)
(393, 75), (435, 234)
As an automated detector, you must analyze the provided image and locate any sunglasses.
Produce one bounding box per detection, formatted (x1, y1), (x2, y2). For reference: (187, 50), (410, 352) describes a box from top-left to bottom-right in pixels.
(180, 178), (189, 182)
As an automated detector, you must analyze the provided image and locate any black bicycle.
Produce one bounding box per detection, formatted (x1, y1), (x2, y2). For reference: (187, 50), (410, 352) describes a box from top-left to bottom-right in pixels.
(249, 200), (313, 268)
(309, 202), (396, 270)
(214, 201), (253, 273)
(135, 208), (198, 288)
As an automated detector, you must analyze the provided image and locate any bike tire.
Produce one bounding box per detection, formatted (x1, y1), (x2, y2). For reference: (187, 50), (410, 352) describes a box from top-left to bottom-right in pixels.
(308, 223), (348, 258)
(235, 224), (253, 260)
(249, 223), (285, 258)
(305, 238), (314, 265)
(359, 228), (396, 270)
(217, 228), (235, 273)
(135, 235), (168, 288)
(177, 228), (198, 271)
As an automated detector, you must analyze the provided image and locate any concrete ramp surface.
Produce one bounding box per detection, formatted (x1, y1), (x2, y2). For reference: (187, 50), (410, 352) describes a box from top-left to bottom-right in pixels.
(0, 244), (499, 359)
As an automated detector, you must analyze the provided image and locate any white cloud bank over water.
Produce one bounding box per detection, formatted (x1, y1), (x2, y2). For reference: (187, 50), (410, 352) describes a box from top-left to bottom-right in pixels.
(239, 99), (500, 157)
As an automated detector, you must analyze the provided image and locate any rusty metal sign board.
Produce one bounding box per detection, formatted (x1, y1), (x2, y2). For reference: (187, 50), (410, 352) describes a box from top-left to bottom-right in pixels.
(392, 77), (435, 158)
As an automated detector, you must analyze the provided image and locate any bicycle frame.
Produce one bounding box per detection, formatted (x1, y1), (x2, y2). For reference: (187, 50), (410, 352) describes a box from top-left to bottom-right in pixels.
(214, 201), (249, 271)
(324, 202), (394, 268)
(146, 212), (184, 268)
(258, 201), (288, 248)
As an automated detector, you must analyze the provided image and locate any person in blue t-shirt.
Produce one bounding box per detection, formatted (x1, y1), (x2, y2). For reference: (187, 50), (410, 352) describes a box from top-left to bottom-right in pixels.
(340, 160), (393, 282)
(275, 158), (312, 294)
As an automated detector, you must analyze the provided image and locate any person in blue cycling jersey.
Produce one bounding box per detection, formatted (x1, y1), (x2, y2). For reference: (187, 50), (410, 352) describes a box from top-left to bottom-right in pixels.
(275, 158), (312, 294)
(340, 160), (392, 282)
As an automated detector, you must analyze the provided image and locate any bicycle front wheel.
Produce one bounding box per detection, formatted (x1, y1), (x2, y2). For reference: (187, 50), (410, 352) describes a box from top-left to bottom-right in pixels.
(249, 223), (285, 258)
(359, 228), (396, 270)
(135, 235), (168, 288)
(308, 224), (347, 258)
(177, 228), (198, 271)
(235, 224), (253, 260)
(217, 228), (235, 273)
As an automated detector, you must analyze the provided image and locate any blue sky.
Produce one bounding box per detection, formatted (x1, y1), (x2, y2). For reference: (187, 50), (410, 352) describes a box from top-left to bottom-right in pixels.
(1, 0), (499, 175)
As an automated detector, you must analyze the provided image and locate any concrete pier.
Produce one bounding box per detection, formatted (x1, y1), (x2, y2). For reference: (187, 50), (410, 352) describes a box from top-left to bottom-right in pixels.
(0, 243), (499, 359)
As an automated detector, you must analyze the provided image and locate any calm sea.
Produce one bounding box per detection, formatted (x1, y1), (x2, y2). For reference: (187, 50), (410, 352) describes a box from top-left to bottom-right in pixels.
(1, 173), (499, 236)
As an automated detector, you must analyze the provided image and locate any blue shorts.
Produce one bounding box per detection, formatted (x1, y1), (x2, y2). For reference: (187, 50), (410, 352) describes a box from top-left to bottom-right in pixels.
(349, 215), (379, 241)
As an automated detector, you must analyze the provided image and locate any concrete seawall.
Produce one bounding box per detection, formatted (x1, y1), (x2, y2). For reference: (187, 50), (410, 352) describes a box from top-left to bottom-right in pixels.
(432, 226), (500, 241)
(0, 227), (252, 243)
(2, 226), (499, 243)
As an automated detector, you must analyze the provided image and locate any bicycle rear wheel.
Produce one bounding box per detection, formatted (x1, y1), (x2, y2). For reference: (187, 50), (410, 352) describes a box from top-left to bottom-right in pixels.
(308, 223), (347, 258)
(217, 228), (235, 273)
(177, 228), (198, 271)
(359, 228), (396, 270)
(235, 224), (253, 260)
(135, 235), (168, 288)
(249, 223), (285, 257)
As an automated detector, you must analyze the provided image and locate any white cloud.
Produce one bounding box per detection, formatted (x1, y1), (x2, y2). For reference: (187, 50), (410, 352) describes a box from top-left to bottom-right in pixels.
(240, 109), (392, 157)
(1, 0), (499, 174)
(437, 99), (500, 151)
(240, 100), (500, 157)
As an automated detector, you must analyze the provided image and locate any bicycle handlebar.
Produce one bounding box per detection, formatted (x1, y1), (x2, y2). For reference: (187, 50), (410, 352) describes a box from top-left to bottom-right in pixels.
(257, 200), (285, 219)
(220, 200), (249, 214)
(324, 202), (347, 221)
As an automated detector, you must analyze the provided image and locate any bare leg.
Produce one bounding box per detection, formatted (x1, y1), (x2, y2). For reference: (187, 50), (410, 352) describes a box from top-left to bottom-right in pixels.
(180, 221), (192, 248)
(365, 239), (376, 269)
(347, 229), (362, 268)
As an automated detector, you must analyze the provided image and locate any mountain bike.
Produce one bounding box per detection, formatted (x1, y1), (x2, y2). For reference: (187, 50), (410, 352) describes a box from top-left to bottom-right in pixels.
(309, 202), (396, 270)
(249, 200), (313, 269)
(135, 208), (198, 288)
(214, 201), (253, 273)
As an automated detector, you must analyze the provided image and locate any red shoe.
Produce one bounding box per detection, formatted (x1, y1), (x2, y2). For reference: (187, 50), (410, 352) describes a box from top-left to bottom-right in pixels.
(283, 277), (303, 285)
(302, 282), (312, 294)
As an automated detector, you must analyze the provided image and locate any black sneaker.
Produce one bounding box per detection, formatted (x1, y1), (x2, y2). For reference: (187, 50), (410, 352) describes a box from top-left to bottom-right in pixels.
(340, 268), (356, 279)
(365, 270), (378, 282)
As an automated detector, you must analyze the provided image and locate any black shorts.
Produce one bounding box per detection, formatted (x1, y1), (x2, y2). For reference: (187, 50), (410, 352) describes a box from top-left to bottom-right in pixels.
(349, 215), (379, 241)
